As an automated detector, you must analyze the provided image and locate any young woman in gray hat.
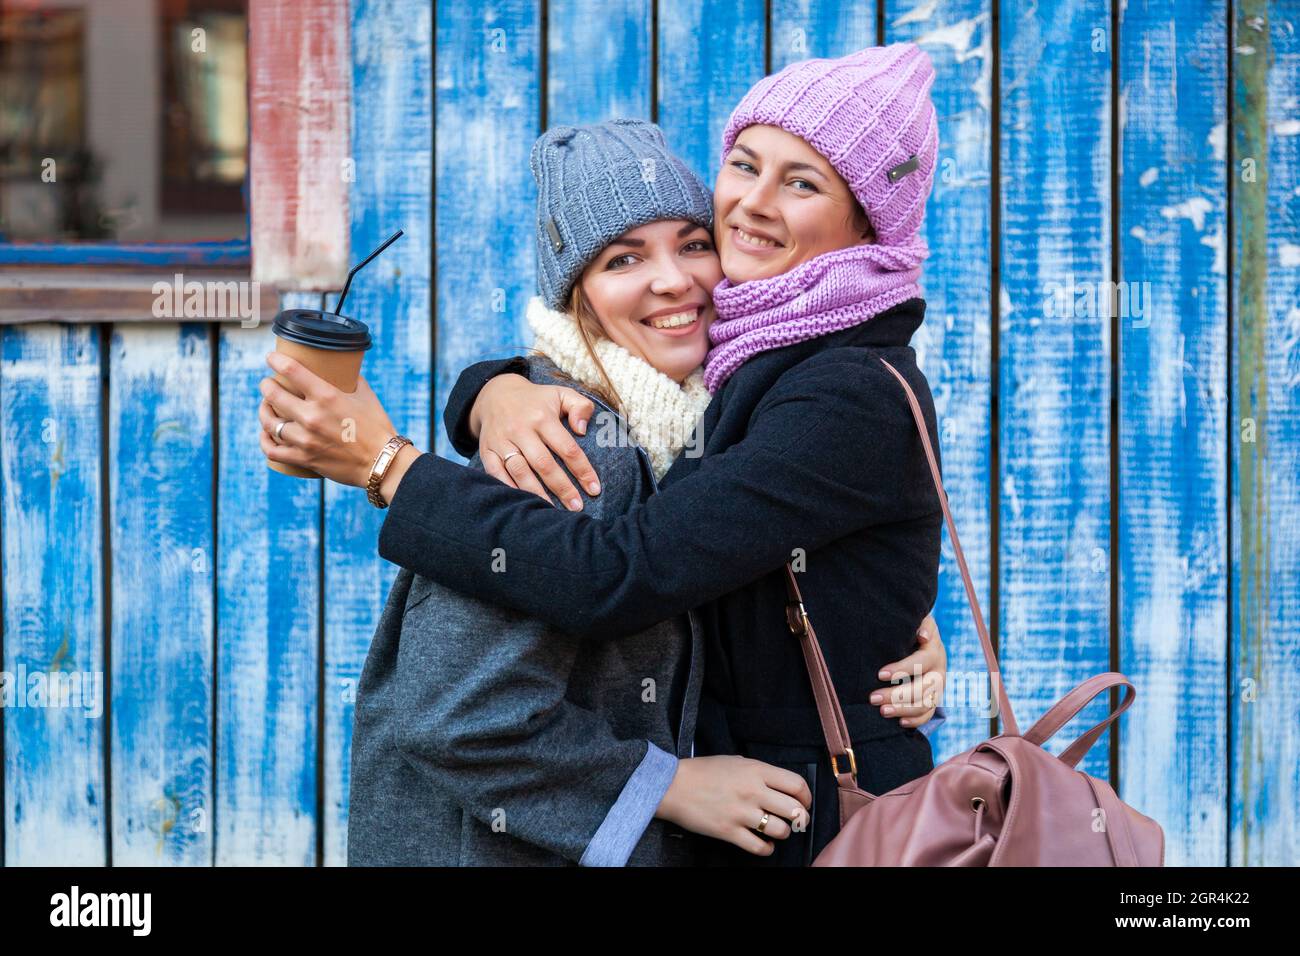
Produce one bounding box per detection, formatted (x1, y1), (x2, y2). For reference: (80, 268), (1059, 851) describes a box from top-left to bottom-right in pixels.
(338, 120), (813, 866)
(261, 44), (950, 865)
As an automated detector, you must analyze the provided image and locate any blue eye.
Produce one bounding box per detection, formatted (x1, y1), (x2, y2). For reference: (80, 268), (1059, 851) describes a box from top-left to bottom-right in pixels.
(605, 254), (637, 270)
(791, 179), (818, 193)
(730, 160), (756, 174)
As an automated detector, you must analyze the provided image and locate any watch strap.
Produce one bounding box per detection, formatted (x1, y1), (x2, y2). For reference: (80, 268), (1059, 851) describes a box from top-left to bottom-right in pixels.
(367, 434), (412, 508)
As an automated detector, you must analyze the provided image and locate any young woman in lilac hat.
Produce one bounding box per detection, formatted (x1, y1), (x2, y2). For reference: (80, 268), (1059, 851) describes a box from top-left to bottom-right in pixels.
(260, 43), (949, 865)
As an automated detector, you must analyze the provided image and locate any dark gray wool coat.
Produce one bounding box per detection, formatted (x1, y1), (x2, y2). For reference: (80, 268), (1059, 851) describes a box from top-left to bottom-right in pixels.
(348, 355), (704, 866)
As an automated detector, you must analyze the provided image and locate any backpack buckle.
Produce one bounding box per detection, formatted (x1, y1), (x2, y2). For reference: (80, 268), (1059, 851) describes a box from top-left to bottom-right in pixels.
(830, 748), (857, 777)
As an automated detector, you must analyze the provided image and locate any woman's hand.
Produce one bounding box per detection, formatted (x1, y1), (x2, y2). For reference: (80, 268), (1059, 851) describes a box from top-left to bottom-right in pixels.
(871, 613), (947, 727)
(654, 755), (813, 856)
(258, 352), (408, 489)
(470, 373), (603, 511)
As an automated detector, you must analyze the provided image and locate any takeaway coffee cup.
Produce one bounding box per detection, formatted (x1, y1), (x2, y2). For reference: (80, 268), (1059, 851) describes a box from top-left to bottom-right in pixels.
(267, 308), (373, 479)
(263, 228), (400, 479)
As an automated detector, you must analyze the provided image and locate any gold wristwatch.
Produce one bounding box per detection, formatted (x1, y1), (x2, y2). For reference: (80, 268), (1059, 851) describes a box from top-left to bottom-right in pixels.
(366, 434), (412, 508)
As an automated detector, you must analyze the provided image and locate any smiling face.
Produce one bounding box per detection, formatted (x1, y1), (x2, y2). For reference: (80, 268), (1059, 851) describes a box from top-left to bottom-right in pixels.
(714, 124), (875, 283)
(575, 219), (722, 383)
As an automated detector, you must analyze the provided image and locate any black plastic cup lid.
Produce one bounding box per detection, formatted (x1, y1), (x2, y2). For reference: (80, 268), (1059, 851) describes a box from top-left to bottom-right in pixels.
(272, 309), (372, 351)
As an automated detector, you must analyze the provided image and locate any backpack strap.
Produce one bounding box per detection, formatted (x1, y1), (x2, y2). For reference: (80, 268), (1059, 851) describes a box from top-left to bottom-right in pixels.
(876, 358), (1018, 735)
(786, 357), (1021, 793)
(785, 567), (861, 788)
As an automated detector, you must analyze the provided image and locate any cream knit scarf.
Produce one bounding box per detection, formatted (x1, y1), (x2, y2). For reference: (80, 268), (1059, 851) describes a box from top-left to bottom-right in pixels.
(525, 295), (713, 480)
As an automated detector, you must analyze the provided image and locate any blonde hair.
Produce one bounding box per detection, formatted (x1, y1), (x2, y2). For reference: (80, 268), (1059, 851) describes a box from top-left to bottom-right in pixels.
(527, 282), (626, 417)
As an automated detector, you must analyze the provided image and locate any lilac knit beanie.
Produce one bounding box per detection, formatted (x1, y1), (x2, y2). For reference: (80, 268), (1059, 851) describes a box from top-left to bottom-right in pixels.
(719, 42), (938, 246)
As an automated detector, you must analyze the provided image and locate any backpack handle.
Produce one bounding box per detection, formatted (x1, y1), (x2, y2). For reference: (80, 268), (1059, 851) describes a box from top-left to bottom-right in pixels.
(1023, 672), (1136, 768)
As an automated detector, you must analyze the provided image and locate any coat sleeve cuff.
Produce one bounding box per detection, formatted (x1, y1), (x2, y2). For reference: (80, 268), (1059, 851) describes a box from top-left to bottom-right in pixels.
(443, 356), (531, 458)
(917, 705), (947, 738)
(579, 741), (679, 867)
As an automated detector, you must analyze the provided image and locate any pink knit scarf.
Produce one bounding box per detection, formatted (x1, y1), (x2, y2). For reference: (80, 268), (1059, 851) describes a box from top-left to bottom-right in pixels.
(702, 237), (929, 393)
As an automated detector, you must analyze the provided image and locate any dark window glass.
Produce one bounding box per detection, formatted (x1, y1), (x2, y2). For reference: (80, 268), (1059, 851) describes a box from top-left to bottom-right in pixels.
(0, 0), (248, 244)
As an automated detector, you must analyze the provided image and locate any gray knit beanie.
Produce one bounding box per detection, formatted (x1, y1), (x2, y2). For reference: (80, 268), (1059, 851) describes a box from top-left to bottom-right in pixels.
(530, 118), (714, 309)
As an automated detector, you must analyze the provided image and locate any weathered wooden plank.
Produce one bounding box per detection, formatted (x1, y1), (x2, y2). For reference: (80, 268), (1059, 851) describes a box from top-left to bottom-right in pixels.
(324, 0), (432, 866)
(656, 0), (765, 184)
(886, 0), (994, 761)
(770, 0), (878, 68)
(1230, 0), (1300, 866)
(1118, 0), (1229, 867)
(547, 0), (651, 126)
(214, 293), (321, 865)
(249, 0), (351, 289)
(434, 0), (540, 461)
(108, 323), (214, 864)
(1, 324), (106, 864)
(998, 0), (1113, 777)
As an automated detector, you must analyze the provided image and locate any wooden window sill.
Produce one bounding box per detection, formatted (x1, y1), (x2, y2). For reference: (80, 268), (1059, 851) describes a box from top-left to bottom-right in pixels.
(0, 267), (284, 325)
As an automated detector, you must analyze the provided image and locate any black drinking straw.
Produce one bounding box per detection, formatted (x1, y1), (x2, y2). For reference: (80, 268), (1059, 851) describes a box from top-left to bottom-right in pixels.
(333, 228), (404, 315)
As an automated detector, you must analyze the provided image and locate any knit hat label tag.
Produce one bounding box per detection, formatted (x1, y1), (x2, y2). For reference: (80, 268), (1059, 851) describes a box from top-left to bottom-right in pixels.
(887, 154), (919, 183)
(545, 218), (564, 252)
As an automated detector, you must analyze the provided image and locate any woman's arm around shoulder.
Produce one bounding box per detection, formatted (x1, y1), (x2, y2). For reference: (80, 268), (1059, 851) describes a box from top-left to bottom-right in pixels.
(443, 356), (531, 457)
(378, 350), (941, 638)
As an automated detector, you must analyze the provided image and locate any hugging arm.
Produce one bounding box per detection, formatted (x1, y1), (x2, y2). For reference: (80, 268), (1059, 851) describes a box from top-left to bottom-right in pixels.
(381, 353), (940, 640)
(438, 354), (949, 736)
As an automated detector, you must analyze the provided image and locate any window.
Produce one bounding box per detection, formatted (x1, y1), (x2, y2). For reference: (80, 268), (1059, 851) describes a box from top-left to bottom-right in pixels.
(0, 0), (249, 264)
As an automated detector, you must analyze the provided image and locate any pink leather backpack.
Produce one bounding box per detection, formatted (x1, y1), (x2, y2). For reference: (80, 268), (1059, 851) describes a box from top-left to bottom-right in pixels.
(795, 357), (1164, 867)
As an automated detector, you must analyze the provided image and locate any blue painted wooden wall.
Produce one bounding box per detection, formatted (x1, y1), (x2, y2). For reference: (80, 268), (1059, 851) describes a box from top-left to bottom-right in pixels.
(1, 0), (1296, 866)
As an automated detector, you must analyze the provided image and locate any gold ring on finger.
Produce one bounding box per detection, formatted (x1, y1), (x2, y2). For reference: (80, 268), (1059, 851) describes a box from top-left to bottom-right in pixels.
(275, 420), (289, 444)
(756, 811), (770, 833)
